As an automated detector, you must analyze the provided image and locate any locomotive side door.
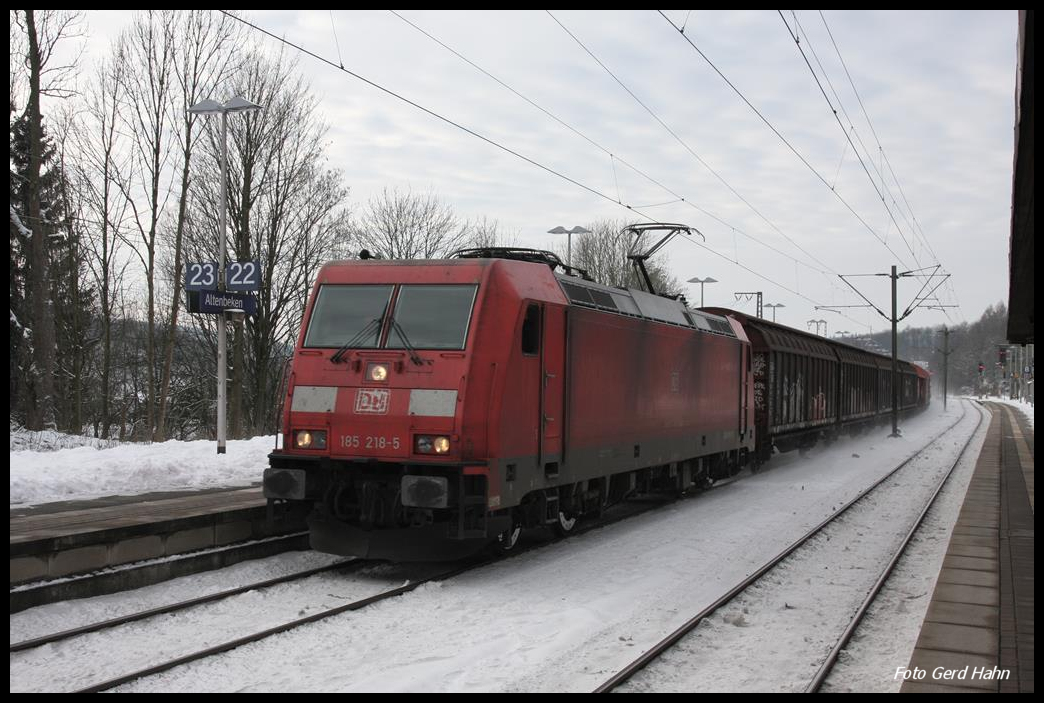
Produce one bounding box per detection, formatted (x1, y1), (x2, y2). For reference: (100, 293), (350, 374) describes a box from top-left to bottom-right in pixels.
(540, 304), (566, 472)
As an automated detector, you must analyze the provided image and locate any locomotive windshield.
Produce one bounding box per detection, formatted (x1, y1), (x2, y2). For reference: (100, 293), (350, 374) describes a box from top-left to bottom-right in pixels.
(303, 284), (393, 348)
(387, 284), (477, 350)
(304, 283), (477, 351)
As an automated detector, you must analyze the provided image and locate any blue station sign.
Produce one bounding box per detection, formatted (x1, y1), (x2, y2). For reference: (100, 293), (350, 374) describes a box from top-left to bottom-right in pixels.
(193, 290), (257, 316)
(185, 261), (219, 291)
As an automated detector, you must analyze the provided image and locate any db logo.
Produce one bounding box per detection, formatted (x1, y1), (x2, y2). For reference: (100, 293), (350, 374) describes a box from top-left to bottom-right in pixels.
(354, 388), (390, 414)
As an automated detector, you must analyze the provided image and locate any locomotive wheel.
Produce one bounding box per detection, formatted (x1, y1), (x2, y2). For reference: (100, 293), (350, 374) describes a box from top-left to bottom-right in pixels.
(494, 515), (522, 554)
(551, 509), (577, 537)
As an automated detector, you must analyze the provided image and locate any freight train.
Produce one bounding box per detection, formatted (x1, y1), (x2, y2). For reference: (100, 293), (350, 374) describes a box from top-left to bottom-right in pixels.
(264, 247), (929, 560)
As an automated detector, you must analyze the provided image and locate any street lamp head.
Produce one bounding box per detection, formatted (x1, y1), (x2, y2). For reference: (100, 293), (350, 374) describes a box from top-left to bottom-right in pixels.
(189, 96), (263, 115)
(687, 276), (718, 284)
(223, 95), (263, 113)
(188, 98), (224, 115)
(548, 225), (590, 235)
(548, 225), (587, 268)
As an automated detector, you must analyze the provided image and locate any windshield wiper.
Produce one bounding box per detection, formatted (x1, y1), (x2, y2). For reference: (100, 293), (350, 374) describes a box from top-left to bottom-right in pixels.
(389, 319), (425, 366)
(330, 317), (382, 364)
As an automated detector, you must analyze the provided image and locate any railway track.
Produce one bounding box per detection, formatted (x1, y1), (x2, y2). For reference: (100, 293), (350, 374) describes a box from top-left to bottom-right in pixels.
(10, 530), (312, 614)
(9, 558), (360, 653)
(595, 400), (984, 693)
(74, 560), (480, 693)
(12, 487), (688, 693)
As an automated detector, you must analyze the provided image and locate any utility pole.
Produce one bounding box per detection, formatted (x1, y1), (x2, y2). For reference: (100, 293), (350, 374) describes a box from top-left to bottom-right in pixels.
(935, 326), (952, 411)
(824, 264), (953, 439)
(890, 265), (899, 437)
(735, 291), (763, 319)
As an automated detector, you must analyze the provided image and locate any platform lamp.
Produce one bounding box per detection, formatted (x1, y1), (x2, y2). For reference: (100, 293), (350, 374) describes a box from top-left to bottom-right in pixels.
(188, 96), (264, 454)
(764, 302), (785, 322)
(686, 276), (718, 308)
(548, 225), (591, 268)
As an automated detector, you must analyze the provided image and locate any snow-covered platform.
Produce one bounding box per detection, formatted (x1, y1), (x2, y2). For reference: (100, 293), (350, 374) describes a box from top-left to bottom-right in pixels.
(9, 486), (308, 596)
(900, 402), (1034, 693)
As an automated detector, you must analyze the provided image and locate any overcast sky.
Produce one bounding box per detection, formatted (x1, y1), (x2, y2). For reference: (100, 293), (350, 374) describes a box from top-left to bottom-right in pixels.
(69, 10), (1018, 335)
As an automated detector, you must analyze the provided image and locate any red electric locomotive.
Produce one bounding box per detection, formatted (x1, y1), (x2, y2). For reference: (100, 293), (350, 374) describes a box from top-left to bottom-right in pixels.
(264, 249), (754, 560)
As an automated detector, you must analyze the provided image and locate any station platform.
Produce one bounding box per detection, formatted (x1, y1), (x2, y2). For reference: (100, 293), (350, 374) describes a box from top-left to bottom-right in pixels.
(10, 485), (308, 590)
(901, 401), (1034, 693)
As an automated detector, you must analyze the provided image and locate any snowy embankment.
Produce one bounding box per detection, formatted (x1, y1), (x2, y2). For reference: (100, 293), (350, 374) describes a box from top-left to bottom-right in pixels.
(9, 431), (274, 507)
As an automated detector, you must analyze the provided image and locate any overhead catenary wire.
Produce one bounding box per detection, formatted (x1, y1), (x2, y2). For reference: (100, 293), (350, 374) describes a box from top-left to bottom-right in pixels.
(779, 11), (928, 279)
(217, 12), (631, 213)
(390, 10), (840, 281)
(817, 11), (961, 320)
(219, 10), (876, 332)
(657, 10), (918, 274)
(546, 10), (842, 282)
(798, 11), (962, 320)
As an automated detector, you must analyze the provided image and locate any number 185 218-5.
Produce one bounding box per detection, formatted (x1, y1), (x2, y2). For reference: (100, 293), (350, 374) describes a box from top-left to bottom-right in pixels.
(341, 435), (401, 450)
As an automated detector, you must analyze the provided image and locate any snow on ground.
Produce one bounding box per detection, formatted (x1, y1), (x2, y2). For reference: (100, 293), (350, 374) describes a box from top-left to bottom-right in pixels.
(822, 404), (991, 692)
(8, 400), (1003, 692)
(9, 435), (274, 507)
(9, 423), (123, 452)
(978, 396), (1034, 428)
(10, 557), (448, 694)
(618, 401), (987, 692)
(8, 400), (979, 693)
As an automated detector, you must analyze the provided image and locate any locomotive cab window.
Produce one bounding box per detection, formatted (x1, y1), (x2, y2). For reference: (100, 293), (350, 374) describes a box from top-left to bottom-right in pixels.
(387, 284), (478, 350)
(521, 303), (541, 355)
(304, 284), (393, 348)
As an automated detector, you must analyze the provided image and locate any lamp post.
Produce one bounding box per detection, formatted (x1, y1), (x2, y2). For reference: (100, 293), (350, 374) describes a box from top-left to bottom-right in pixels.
(806, 319), (827, 336)
(686, 276), (717, 307)
(189, 96), (263, 454)
(548, 225), (591, 268)
(764, 302), (785, 322)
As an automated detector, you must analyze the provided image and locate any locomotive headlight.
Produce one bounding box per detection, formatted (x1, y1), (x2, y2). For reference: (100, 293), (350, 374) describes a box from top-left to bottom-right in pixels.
(294, 430), (327, 450)
(367, 363), (389, 382)
(415, 435), (451, 455)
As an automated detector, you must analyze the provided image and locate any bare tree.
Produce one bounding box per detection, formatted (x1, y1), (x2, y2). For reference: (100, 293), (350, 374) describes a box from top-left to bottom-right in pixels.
(75, 50), (132, 439)
(346, 187), (470, 260)
(462, 215), (520, 250)
(154, 10), (242, 441)
(115, 10), (178, 440)
(50, 106), (97, 433)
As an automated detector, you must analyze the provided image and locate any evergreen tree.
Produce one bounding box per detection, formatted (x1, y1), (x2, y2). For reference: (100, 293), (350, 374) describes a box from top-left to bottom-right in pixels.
(9, 112), (94, 430)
